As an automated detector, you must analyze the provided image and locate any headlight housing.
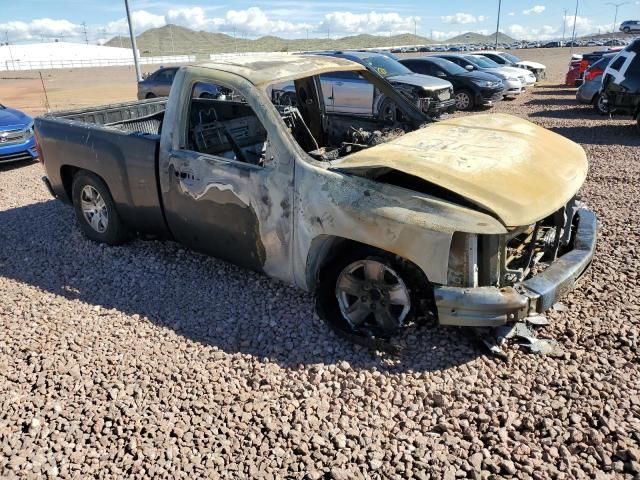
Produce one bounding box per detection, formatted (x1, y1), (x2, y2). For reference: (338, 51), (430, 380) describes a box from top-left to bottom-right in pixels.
(24, 122), (35, 138)
(472, 80), (490, 87)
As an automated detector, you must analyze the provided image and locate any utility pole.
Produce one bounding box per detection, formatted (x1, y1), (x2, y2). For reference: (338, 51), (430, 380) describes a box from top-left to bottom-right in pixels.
(414, 19), (417, 37)
(81, 22), (88, 44)
(169, 24), (175, 54)
(606, 2), (628, 34)
(569, 0), (579, 57)
(124, 0), (142, 82)
(562, 9), (567, 46)
(495, 0), (502, 50)
(5, 31), (15, 70)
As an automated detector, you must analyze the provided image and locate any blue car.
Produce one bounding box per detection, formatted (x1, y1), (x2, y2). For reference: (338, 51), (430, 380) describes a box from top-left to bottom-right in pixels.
(0, 104), (38, 164)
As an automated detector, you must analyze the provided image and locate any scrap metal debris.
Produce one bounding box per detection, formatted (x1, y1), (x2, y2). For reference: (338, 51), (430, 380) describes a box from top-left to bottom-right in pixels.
(475, 316), (563, 361)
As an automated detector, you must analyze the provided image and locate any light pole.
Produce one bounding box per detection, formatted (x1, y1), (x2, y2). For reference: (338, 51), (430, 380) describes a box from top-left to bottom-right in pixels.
(124, 0), (142, 82)
(606, 2), (628, 34)
(562, 9), (567, 46)
(569, 0), (579, 57)
(495, 0), (502, 50)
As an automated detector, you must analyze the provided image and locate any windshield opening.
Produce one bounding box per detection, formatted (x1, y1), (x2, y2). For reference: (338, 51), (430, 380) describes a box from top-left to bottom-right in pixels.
(502, 53), (520, 63)
(470, 56), (500, 68)
(360, 55), (412, 78)
(435, 58), (467, 75)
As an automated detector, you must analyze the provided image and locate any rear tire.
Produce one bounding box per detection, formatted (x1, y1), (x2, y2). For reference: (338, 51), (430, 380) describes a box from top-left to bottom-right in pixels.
(454, 89), (474, 111)
(72, 171), (129, 245)
(145, 92), (156, 99)
(316, 246), (433, 339)
(623, 27), (631, 34)
(593, 94), (608, 115)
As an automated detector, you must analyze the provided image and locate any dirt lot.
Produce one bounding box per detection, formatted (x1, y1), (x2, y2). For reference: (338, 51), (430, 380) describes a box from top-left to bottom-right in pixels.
(1, 48), (639, 479)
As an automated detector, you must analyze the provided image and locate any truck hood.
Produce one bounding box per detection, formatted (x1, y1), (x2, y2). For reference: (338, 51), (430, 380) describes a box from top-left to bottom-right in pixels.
(330, 113), (588, 227)
(387, 73), (452, 90)
(0, 106), (32, 130)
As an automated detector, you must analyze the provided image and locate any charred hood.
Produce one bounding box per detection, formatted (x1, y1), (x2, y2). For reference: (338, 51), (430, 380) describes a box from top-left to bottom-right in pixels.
(330, 113), (588, 227)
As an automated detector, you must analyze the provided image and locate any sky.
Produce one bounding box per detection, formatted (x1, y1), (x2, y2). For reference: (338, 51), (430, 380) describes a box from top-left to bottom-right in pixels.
(1, 0), (639, 44)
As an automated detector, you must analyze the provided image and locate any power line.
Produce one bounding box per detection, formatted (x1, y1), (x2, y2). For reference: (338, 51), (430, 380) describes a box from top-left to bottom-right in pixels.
(81, 22), (88, 44)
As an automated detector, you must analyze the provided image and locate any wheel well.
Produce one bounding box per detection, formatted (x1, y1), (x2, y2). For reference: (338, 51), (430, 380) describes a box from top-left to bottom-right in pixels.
(60, 165), (80, 202)
(306, 235), (430, 291)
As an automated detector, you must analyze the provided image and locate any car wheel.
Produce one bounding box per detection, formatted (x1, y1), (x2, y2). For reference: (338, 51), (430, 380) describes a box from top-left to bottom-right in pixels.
(623, 27), (630, 34)
(145, 92), (156, 99)
(636, 112), (640, 134)
(454, 90), (474, 111)
(378, 98), (399, 123)
(316, 247), (433, 339)
(593, 94), (607, 115)
(72, 171), (129, 245)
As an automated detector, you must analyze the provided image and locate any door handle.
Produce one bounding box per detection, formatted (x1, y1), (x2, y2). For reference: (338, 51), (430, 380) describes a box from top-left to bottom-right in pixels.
(335, 81), (344, 86)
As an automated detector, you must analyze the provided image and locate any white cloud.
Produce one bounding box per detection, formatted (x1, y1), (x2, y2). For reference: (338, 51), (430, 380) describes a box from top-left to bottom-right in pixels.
(441, 13), (488, 25)
(508, 12), (516, 17)
(0, 18), (80, 41)
(107, 10), (166, 34)
(507, 23), (558, 40)
(318, 11), (420, 35)
(523, 5), (546, 15)
(225, 7), (309, 34)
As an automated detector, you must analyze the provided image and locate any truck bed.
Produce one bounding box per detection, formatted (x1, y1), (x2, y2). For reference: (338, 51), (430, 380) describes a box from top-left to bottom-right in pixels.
(36, 98), (170, 237)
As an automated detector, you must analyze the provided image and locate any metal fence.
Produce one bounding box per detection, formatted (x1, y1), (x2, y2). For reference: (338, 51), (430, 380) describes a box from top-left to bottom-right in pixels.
(1, 55), (197, 72)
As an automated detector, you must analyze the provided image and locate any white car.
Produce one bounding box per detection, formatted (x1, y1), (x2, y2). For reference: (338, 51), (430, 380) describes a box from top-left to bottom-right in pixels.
(471, 54), (538, 86)
(474, 51), (547, 81)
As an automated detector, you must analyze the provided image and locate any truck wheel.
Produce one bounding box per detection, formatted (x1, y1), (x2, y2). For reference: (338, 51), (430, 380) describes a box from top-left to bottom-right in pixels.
(316, 247), (433, 339)
(454, 90), (474, 111)
(72, 171), (129, 245)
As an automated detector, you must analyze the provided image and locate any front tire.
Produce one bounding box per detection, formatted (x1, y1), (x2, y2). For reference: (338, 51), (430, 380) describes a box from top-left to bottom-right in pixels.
(316, 247), (432, 338)
(145, 92), (156, 99)
(378, 98), (400, 123)
(72, 171), (129, 245)
(454, 89), (474, 111)
(623, 27), (631, 34)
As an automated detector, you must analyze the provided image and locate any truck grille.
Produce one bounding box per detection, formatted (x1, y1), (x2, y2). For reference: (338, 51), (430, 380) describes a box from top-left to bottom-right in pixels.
(0, 129), (30, 146)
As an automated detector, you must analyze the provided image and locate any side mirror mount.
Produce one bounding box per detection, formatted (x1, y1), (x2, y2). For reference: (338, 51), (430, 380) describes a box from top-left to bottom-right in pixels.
(465, 65), (474, 71)
(436, 71), (447, 77)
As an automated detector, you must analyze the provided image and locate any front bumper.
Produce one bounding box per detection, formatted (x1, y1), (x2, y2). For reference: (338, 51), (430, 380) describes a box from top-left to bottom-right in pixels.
(479, 88), (505, 106)
(503, 80), (525, 96)
(0, 135), (38, 164)
(435, 208), (597, 327)
(421, 97), (456, 116)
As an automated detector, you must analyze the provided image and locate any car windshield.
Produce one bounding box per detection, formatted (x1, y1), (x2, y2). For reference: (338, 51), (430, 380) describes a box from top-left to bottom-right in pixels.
(432, 58), (468, 75)
(472, 55), (501, 68)
(359, 55), (412, 78)
(501, 53), (521, 63)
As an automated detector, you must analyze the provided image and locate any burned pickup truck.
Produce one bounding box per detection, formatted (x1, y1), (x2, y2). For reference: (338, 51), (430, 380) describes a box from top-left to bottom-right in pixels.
(36, 55), (597, 339)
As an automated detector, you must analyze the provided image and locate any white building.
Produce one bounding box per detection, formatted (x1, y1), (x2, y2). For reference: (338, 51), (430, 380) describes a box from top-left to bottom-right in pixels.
(0, 42), (194, 71)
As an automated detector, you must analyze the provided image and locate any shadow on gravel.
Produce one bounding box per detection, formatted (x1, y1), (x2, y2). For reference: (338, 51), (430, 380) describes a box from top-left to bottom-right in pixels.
(532, 86), (577, 96)
(0, 159), (38, 173)
(528, 107), (592, 119)
(550, 123), (640, 146)
(0, 200), (481, 373)
(526, 97), (585, 107)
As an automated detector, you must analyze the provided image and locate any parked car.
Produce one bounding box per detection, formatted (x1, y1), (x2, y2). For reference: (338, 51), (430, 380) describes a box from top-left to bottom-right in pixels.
(311, 51), (456, 119)
(137, 67), (222, 99)
(35, 55), (597, 340)
(472, 51), (547, 81)
(399, 56), (505, 111)
(576, 54), (617, 113)
(620, 20), (640, 34)
(471, 55), (537, 86)
(600, 39), (640, 130)
(435, 54), (526, 97)
(0, 104), (38, 165)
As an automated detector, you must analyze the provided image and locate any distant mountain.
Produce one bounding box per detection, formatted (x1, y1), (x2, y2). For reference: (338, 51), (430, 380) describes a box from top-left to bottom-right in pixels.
(111, 25), (521, 57)
(446, 31), (517, 44)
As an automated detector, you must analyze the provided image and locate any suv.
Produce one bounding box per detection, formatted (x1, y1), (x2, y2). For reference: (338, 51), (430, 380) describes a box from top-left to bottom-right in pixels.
(600, 39), (640, 131)
(137, 67), (223, 99)
(620, 20), (640, 34)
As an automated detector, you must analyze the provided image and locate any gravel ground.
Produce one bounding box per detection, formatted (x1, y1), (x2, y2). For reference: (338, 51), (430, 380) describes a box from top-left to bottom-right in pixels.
(1, 52), (640, 479)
